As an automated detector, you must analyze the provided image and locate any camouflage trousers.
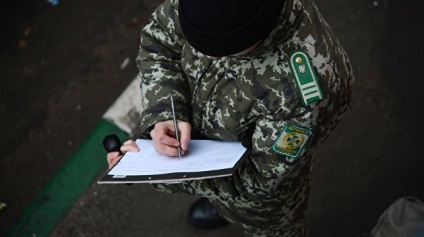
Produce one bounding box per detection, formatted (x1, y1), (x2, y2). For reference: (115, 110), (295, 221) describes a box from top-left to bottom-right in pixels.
(153, 171), (311, 237)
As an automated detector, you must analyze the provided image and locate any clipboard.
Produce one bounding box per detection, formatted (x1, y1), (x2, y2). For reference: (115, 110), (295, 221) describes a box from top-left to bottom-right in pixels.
(98, 139), (249, 184)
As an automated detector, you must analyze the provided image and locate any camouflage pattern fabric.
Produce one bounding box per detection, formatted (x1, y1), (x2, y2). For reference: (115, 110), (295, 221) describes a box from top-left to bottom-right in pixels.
(136, 0), (354, 236)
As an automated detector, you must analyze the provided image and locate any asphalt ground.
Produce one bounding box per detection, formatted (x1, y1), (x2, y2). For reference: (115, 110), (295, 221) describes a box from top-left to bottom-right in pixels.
(1, 0), (424, 236)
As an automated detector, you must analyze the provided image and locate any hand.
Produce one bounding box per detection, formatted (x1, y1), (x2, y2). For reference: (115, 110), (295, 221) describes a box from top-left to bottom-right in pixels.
(106, 140), (139, 169)
(150, 120), (191, 157)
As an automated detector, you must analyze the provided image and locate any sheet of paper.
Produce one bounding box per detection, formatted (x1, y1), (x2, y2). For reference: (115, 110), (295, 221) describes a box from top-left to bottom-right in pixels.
(108, 139), (247, 176)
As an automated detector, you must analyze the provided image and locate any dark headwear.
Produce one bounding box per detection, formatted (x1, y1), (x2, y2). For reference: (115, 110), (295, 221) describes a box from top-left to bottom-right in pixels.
(178, 0), (284, 57)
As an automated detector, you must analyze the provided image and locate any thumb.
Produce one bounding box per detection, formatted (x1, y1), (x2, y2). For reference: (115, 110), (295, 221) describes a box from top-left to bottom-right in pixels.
(177, 121), (191, 150)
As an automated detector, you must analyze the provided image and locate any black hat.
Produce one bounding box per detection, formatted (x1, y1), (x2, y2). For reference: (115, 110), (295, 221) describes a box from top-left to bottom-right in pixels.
(178, 0), (284, 57)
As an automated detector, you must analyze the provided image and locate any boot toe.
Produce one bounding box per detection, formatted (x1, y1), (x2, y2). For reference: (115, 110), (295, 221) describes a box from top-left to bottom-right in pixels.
(188, 198), (229, 229)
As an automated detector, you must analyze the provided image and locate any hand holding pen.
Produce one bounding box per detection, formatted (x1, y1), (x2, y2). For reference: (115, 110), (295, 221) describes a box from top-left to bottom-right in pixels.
(149, 95), (191, 157)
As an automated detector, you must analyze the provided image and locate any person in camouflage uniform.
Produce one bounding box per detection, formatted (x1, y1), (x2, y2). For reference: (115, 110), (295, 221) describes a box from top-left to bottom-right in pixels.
(108, 0), (354, 236)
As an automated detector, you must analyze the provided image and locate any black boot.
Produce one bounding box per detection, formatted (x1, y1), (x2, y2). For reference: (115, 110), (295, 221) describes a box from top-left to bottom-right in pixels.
(187, 198), (229, 229)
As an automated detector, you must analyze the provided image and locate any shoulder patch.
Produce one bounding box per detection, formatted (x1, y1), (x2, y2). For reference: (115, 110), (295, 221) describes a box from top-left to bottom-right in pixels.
(272, 124), (312, 159)
(289, 51), (324, 104)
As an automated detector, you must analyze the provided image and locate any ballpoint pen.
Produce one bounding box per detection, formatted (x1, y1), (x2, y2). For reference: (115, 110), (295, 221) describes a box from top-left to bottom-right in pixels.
(170, 94), (182, 158)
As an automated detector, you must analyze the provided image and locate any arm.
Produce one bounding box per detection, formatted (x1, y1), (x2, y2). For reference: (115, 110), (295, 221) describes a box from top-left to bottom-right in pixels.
(136, 0), (190, 136)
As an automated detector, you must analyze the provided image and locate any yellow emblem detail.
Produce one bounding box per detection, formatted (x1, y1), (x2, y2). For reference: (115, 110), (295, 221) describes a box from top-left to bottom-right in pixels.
(281, 133), (305, 150)
(295, 57), (302, 64)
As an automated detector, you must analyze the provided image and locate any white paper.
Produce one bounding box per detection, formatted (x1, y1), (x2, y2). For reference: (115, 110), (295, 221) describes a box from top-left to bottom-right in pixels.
(108, 139), (247, 176)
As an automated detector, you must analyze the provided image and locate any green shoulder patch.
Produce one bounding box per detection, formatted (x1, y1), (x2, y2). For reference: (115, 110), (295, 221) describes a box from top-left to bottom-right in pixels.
(272, 124), (312, 158)
(289, 50), (324, 104)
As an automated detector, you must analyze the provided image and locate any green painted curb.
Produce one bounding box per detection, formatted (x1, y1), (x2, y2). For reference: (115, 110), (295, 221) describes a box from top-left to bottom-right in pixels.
(6, 118), (128, 237)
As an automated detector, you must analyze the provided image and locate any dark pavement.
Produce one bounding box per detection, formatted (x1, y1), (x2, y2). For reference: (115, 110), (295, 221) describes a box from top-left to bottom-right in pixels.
(1, 0), (424, 236)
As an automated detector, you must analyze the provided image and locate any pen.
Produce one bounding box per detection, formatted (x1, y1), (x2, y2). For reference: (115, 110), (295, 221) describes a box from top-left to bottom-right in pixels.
(170, 94), (182, 158)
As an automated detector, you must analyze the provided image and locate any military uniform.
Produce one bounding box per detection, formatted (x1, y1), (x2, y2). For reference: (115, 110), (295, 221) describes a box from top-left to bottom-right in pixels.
(136, 0), (354, 236)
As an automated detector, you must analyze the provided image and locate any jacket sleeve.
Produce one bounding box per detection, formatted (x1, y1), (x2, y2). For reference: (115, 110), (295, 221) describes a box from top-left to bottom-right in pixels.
(136, 0), (190, 135)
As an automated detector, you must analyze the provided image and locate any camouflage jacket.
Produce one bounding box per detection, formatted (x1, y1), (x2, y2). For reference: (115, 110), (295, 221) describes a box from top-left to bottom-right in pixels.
(136, 0), (354, 202)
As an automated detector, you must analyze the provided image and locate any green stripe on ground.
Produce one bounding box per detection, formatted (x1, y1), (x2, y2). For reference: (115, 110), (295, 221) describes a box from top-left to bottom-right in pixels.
(6, 118), (128, 237)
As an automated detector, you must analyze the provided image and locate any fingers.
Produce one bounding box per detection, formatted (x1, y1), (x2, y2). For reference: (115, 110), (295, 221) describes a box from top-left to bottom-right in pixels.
(121, 140), (140, 153)
(178, 121), (191, 151)
(151, 121), (180, 147)
(107, 151), (121, 170)
(106, 140), (140, 170)
(151, 121), (180, 156)
(151, 120), (191, 157)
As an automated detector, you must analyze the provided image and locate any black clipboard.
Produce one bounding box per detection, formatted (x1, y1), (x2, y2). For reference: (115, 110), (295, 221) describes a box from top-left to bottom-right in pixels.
(98, 139), (249, 184)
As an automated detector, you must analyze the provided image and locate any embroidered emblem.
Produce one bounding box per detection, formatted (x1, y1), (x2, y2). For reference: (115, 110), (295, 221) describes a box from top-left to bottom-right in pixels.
(289, 51), (324, 104)
(272, 124), (312, 158)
